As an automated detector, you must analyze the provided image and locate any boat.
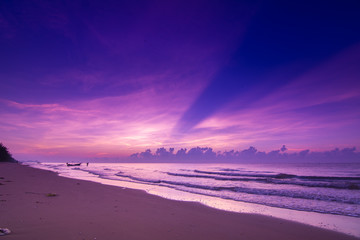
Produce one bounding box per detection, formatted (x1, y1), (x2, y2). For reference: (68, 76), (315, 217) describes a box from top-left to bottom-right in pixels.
(66, 163), (82, 167)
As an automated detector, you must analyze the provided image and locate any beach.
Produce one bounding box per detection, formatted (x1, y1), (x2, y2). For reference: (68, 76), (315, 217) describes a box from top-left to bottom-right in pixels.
(0, 162), (358, 240)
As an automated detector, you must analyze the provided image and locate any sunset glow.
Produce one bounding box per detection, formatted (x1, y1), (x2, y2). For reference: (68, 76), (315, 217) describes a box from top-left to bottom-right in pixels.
(1, 1), (359, 162)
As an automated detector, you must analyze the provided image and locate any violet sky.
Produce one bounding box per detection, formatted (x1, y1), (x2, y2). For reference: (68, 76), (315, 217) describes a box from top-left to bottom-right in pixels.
(1, 0), (360, 161)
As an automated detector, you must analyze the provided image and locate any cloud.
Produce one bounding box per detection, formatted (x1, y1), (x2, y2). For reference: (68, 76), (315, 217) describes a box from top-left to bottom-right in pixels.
(280, 145), (287, 152)
(0, 86), (192, 161)
(176, 43), (360, 151)
(129, 146), (360, 163)
(130, 146), (217, 162)
(174, 6), (360, 134)
(2, 0), (246, 104)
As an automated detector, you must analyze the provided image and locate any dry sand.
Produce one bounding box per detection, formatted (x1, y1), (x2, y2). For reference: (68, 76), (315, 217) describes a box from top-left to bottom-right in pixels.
(0, 162), (358, 240)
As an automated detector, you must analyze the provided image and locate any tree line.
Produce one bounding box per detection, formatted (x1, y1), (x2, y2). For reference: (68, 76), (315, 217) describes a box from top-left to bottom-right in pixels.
(0, 143), (16, 162)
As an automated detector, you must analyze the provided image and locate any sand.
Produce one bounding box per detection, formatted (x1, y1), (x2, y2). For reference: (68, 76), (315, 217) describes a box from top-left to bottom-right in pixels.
(0, 162), (358, 240)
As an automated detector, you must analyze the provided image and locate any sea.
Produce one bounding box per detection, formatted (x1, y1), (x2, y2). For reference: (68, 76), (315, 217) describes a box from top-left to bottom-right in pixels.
(25, 162), (360, 237)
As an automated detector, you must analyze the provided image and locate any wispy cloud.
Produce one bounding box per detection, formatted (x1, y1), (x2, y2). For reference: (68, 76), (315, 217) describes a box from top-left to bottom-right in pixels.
(0, 85), (193, 160)
(179, 44), (360, 150)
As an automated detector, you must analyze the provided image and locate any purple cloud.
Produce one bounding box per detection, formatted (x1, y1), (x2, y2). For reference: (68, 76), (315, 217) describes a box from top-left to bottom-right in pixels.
(130, 146), (360, 163)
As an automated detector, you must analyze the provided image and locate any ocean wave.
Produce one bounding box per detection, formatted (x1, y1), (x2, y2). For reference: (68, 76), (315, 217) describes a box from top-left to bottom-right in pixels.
(114, 172), (360, 204)
(194, 169), (273, 177)
(194, 169), (360, 181)
(172, 186), (360, 218)
(166, 172), (360, 190)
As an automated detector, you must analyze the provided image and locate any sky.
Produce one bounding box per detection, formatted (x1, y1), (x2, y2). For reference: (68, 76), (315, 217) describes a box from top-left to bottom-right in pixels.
(1, 0), (360, 162)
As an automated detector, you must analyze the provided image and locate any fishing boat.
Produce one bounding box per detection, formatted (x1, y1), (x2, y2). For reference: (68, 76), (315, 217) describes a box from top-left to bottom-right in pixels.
(66, 163), (82, 167)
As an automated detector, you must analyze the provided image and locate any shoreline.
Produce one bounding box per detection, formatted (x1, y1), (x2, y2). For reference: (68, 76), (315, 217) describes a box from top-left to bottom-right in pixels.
(1, 162), (358, 240)
(30, 161), (360, 237)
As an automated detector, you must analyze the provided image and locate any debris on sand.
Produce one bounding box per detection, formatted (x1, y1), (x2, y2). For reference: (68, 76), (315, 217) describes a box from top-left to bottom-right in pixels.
(0, 228), (11, 236)
(46, 193), (58, 197)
